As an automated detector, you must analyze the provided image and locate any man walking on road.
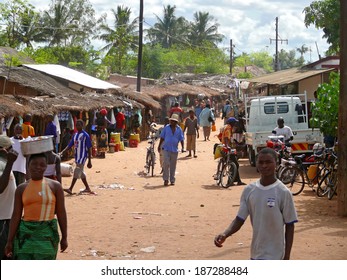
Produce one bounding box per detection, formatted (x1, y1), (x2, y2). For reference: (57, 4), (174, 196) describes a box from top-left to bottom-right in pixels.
(184, 110), (199, 158)
(157, 114), (184, 186)
(214, 148), (298, 260)
(60, 119), (94, 195)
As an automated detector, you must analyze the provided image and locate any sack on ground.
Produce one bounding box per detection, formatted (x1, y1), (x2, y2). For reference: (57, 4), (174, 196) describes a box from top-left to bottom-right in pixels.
(61, 163), (74, 177)
(214, 144), (223, 159)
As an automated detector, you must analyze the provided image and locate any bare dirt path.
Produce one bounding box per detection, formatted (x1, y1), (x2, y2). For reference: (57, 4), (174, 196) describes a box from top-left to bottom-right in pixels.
(58, 118), (347, 260)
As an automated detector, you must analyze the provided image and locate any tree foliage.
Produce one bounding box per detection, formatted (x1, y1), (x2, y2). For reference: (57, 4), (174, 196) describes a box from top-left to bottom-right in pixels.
(146, 5), (188, 48)
(42, 0), (96, 47)
(0, 0), (42, 48)
(97, 5), (138, 74)
(303, 0), (340, 54)
(310, 71), (339, 137)
(278, 49), (305, 69)
(188, 11), (224, 47)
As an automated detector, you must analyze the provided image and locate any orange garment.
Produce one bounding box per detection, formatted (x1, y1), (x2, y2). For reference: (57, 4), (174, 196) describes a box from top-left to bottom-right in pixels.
(221, 125), (233, 145)
(22, 179), (56, 221)
(22, 122), (35, 138)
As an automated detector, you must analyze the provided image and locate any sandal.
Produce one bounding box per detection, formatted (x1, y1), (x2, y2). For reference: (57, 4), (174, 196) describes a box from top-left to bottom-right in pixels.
(78, 189), (97, 195)
(63, 188), (74, 195)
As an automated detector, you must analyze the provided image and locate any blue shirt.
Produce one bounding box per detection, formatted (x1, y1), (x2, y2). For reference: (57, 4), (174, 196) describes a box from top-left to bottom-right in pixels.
(68, 130), (92, 164)
(160, 124), (184, 153)
(44, 122), (57, 138)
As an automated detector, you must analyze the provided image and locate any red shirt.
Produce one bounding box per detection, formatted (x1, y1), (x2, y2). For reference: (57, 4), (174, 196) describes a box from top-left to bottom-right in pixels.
(116, 112), (125, 129)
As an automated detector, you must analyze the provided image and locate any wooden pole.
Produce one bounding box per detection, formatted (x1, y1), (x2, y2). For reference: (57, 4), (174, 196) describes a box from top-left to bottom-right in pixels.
(136, 0), (144, 93)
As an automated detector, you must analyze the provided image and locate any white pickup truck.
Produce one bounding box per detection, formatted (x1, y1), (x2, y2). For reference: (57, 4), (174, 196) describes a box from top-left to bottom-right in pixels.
(244, 93), (323, 166)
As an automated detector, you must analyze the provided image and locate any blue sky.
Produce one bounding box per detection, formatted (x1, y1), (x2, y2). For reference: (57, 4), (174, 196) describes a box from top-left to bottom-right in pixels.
(28, 0), (330, 63)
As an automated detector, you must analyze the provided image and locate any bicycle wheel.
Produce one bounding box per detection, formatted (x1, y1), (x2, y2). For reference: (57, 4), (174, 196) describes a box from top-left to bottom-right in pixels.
(318, 171), (338, 199)
(220, 162), (237, 188)
(327, 172), (338, 200)
(150, 152), (155, 177)
(215, 158), (224, 185)
(145, 151), (151, 174)
(279, 166), (305, 195)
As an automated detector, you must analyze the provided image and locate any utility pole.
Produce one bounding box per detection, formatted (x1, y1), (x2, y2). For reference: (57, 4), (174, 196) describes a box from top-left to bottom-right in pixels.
(136, 0), (144, 92)
(270, 17), (288, 71)
(229, 39), (233, 75)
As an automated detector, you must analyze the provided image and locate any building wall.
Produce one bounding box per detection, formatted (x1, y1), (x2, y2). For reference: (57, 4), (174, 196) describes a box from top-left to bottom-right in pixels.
(299, 76), (322, 101)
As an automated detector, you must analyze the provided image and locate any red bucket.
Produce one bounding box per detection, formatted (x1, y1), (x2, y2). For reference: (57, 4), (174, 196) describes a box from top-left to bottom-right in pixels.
(115, 143), (120, 152)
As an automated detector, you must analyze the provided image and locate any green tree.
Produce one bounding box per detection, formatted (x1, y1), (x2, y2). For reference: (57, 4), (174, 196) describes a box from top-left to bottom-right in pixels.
(141, 44), (164, 79)
(278, 49), (305, 69)
(310, 71), (339, 138)
(188, 11), (224, 47)
(146, 5), (189, 48)
(303, 0), (340, 54)
(97, 5), (138, 73)
(42, 0), (96, 47)
(0, 0), (43, 48)
(249, 51), (273, 72)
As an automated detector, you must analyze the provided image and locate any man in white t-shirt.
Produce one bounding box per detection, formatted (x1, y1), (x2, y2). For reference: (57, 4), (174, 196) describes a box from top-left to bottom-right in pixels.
(10, 124), (27, 186)
(0, 135), (18, 260)
(214, 148), (298, 260)
(273, 117), (294, 145)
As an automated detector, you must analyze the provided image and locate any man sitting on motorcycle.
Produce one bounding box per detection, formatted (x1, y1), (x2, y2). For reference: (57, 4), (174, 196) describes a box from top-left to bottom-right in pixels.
(216, 117), (246, 186)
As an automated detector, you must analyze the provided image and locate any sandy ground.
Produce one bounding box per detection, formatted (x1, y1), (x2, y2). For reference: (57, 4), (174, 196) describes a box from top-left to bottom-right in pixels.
(57, 118), (347, 260)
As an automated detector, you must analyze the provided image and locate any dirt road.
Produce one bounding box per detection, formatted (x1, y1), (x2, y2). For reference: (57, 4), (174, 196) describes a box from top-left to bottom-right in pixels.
(58, 119), (347, 260)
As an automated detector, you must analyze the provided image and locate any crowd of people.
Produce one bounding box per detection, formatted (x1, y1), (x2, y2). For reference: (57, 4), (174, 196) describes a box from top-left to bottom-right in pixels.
(0, 96), (300, 260)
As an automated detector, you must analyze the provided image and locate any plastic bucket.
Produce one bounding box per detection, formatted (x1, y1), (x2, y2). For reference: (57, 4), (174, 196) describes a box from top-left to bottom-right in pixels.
(115, 143), (120, 152)
(110, 132), (121, 143)
(129, 139), (138, 148)
(307, 165), (318, 184)
(129, 134), (140, 142)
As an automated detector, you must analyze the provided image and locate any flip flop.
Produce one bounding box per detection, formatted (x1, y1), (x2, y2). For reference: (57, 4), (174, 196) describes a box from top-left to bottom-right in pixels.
(78, 189), (97, 195)
(63, 188), (74, 195)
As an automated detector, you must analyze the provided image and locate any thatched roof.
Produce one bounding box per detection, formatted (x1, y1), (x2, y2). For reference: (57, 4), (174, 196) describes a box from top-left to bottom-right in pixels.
(0, 47), (35, 65)
(141, 82), (222, 101)
(0, 66), (144, 117)
(120, 89), (161, 109)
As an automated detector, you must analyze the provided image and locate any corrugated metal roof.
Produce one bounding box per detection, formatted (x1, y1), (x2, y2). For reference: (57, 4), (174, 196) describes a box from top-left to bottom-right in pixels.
(246, 67), (333, 85)
(23, 64), (120, 90)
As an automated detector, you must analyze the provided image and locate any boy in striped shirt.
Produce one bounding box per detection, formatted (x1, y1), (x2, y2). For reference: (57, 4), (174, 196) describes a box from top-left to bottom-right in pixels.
(60, 119), (94, 195)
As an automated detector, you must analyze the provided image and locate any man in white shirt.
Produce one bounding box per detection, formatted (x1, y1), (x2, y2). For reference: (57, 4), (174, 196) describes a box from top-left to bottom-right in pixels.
(273, 117), (294, 145)
(0, 135), (18, 259)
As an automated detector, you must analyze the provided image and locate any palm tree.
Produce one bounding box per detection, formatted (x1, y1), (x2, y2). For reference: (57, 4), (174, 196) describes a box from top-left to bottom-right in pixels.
(296, 44), (309, 58)
(18, 6), (45, 48)
(146, 5), (188, 48)
(188, 11), (224, 47)
(97, 5), (138, 73)
(42, 0), (96, 47)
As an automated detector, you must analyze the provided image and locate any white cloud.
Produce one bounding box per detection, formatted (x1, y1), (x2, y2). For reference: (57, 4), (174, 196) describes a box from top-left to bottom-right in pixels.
(27, 0), (330, 62)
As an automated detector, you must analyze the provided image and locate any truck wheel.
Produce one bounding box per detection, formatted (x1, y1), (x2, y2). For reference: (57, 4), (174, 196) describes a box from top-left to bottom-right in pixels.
(248, 146), (256, 167)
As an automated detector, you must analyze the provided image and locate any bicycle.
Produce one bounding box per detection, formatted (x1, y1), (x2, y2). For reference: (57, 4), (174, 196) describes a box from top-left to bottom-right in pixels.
(316, 150), (338, 200)
(144, 124), (158, 177)
(278, 152), (327, 196)
(214, 145), (238, 188)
